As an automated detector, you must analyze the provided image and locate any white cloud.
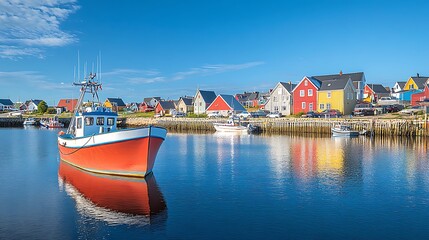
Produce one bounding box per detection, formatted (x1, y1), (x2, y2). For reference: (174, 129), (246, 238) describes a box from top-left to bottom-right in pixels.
(0, 70), (73, 90)
(0, 0), (79, 59)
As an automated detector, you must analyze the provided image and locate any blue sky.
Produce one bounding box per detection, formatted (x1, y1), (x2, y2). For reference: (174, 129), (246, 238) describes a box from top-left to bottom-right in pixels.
(1, 0), (429, 105)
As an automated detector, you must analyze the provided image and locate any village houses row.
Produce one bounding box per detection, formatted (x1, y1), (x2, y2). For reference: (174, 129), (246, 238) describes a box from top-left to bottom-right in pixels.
(2, 71), (429, 116)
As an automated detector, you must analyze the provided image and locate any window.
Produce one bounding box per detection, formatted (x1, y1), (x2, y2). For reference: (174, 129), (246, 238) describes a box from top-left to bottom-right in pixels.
(302, 102), (306, 109)
(327, 103), (331, 109)
(300, 90), (305, 97)
(327, 91), (331, 98)
(304, 80), (308, 86)
(274, 106), (279, 112)
(96, 117), (104, 125)
(308, 89), (313, 96)
(85, 117), (94, 126)
(77, 118), (82, 129)
(278, 88), (282, 95)
(282, 106), (287, 111)
(309, 103), (313, 111)
(273, 96), (278, 102)
(320, 104), (325, 109)
(107, 117), (115, 126)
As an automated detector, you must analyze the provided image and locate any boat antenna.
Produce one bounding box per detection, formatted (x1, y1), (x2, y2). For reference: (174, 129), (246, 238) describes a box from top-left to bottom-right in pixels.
(77, 51), (80, 83)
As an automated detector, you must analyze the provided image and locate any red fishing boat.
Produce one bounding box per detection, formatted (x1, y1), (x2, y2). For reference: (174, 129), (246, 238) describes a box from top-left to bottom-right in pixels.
(58, 73), (167, 177)
(58, 161), (167, 226)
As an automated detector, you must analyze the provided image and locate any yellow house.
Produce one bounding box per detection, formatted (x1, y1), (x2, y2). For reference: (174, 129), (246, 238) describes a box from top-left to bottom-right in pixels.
(317, 78), (356, 115)
(103, 98), (126, 111)
(403, 74), (429, 90)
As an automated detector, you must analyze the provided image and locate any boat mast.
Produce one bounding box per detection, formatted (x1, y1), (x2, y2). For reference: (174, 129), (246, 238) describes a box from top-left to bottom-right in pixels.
(67, 73), (102, 135)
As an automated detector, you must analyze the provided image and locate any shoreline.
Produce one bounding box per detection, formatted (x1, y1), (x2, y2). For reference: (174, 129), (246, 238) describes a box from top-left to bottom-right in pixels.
(2, 116), (428, 137)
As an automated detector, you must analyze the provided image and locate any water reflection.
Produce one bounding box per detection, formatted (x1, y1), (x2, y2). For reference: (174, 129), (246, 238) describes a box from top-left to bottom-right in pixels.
(58, 162), (167, 226)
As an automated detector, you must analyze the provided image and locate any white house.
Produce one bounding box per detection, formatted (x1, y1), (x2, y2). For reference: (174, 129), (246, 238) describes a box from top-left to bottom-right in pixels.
(264, 82), (296, 116)
(193, 89), (217, 115)
(391, 81), (406, 99)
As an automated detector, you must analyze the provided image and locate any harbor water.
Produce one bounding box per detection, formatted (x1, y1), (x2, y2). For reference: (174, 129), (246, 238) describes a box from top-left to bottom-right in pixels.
(1, 127), (429, 239)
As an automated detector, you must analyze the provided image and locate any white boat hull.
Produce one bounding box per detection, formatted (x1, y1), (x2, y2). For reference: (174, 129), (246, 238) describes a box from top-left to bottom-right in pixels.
(331, 128), (359, 137)
(213, 123), (248, 132)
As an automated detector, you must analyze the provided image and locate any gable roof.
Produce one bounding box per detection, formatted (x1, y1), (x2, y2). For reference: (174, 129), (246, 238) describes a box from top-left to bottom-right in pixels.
(236, 92), (260, 101)
(219, 94), (246, 111)
(143, 97), (161, 103)
(313, 72), (364, 83)
(198, 90), (217, 104)
(179, 97), (193, 106)
(278, 82), (297, 93)
(0, 99), (13, 106)
(395, 81), (407, 89)
(107, 98), (126, 107)
(366, 84), (390, 94)
(30, 99), (43, 106)
(319, 79), (350, 91)
(411, 76), (429, 89)
(158, 100), (176, 110)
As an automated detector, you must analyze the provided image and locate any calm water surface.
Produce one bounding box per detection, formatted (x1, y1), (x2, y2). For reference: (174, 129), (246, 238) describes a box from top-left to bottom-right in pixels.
(1, 127), (429, 239)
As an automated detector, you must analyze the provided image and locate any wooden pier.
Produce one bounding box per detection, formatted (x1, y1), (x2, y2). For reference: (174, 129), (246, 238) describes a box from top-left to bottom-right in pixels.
(124, 117), (429, 137)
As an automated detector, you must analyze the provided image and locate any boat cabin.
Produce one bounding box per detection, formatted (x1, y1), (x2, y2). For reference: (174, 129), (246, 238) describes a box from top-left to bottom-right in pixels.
(74, 106), (118, 138)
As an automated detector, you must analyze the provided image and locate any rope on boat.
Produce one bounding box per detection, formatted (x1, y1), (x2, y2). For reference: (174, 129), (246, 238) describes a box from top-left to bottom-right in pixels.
(58, 134), (95, 156)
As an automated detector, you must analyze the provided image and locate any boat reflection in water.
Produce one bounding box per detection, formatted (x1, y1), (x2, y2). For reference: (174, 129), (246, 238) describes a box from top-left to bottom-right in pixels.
(58, 161), (167, 226)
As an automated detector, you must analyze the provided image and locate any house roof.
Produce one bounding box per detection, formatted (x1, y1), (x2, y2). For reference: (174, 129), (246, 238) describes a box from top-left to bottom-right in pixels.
(219, 94), (246, 111)
(158, 100), (176, 110)
(319, 79), (349, 91)
(0, 99), (13, 105)
(236, 92), (259, 101)
(107, 98), (126, 107)
(279, 82), (297, 93)
(198, 90), (217, 104)
(180, 97), (193, 106)
(395, 81), (407, 89)
(313, 72), (364, 83)
(366, 84), (390, 94)
(30, 99), (43, 106)
(411, 76), (429, 89)
(143, 97), (161, 103)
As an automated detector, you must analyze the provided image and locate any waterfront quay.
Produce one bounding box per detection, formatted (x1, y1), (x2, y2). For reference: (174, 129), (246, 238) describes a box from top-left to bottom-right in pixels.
(2, 116), (428, 137)
(124, 117), (429, 137)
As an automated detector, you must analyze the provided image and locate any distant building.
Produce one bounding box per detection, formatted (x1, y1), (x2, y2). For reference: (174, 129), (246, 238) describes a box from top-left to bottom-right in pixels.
(292, 77), (321, 114)
(206, 94), (246, 116)
(411, 84), (429, 106)
(143, 97), (161, 108)
(265, 82), (296, 115)
(235, 92), (260, 108)
(104, 98), (126, 111)
(363, 84), (390, 103)
(26, 99), (43, 112)
(177, 97), (194, 114)
(0, 99), (14, 111)
(57, 99), (78, 112)
(155, 101), (176, 116)
(313, 71), (366, 101)
(193, 89), (217, 115)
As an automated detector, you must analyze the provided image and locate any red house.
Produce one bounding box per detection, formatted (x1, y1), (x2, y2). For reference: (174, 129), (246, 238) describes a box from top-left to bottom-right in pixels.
(206, 94), (246, 116)
(292, 76), (321, 114)
(411, 85), (429, 106)
(363, 84), (390, 103)
(139, 102), (154, 112)
(57, 99), (78, 112)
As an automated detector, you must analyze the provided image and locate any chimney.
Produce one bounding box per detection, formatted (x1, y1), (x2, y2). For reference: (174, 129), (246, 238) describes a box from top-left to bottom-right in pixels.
(417, 73), (420, 77)
(339, 70), (343, 76)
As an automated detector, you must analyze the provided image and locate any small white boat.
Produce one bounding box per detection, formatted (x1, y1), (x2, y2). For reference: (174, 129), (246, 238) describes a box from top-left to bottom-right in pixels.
(213, 116), (250, 133)
(40, 116), (64, 129)
(331, 124), (359, 137)
(23, 118), (37, 126)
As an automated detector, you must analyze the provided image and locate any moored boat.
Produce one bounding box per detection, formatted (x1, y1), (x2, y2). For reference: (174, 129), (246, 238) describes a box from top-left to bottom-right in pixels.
(58, 73), (167, 177)
(213, 116), (253, 133)
(23, 118), (37, 126)
(331, 124), (359, 137)
(40, 116), (64, 128)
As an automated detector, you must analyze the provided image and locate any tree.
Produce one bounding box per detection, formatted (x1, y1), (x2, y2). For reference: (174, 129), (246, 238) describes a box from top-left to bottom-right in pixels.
(38, 101), (48, 114)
